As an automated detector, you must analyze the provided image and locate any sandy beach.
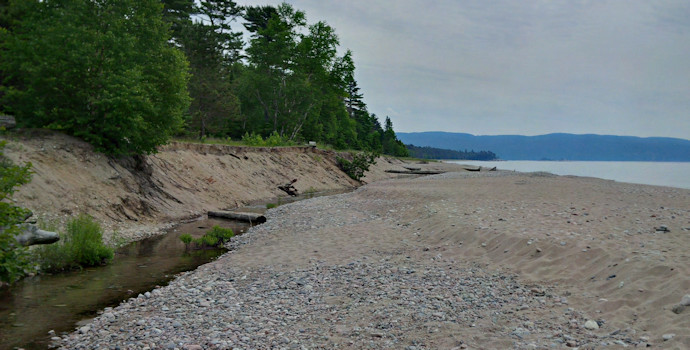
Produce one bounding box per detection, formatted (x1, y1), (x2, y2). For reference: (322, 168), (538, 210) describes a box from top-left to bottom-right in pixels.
(55, 168), (690, 349)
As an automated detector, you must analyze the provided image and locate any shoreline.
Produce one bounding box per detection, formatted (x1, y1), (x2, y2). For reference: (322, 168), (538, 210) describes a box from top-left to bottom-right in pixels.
(445, 159), (690, 190)
(55, 169), (690, 349)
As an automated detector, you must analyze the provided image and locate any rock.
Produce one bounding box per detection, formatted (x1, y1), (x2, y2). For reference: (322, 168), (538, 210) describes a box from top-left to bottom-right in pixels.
(584, 320), (599, 330)
(655, 225), (670, 232)
(681, 294), (690, 306)
(78, 326), (90, 334)
(662, 333), (675, 341)
(671, 304), (685, 314)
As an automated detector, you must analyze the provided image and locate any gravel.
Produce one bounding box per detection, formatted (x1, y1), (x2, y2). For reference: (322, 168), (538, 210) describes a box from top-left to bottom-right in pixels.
(54, 172), (660, 349)
(55, 258), (642, 349)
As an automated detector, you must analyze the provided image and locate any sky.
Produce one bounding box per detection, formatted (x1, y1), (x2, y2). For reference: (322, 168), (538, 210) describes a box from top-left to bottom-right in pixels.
(235, 0), (690, 139)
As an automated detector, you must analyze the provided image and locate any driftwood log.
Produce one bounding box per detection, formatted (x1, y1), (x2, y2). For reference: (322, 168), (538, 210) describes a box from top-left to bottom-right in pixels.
(385, 170), (444, 175)
(1, 210), (60, 246)
(208, 211), (267, 223)
(278, 179), (298, 196)
(3, 224), (60, 246)
(464, 167), (481, 172)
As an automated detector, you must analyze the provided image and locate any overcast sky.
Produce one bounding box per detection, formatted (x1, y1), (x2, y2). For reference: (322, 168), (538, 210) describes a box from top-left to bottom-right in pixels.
(236, 0), (690, 139)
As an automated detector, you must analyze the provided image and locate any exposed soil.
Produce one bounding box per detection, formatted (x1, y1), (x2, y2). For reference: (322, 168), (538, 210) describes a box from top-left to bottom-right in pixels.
(1, 131), (417, 244)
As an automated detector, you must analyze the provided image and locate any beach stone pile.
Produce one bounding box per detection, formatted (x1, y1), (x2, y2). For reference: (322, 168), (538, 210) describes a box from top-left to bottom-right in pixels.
(55, 258), (642, 349)
(56, 213), (645, 350)
(55, 171), (681, 349)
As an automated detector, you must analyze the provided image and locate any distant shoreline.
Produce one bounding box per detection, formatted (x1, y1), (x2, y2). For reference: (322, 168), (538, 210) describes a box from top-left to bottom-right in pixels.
(446, 159), (690, 189)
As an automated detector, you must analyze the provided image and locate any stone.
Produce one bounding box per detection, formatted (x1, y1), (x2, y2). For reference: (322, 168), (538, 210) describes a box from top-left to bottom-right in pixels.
(584, 320), (599, 330)
(662, 333), (675, 341)
(681, 294), (690, 306)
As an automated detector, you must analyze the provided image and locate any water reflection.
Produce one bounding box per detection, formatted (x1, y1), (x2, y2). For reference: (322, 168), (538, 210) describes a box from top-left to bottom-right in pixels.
(0, 218), (251, 350)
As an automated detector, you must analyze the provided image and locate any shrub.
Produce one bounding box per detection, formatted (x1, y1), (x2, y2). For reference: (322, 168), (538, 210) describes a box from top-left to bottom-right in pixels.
(241, 131), (296, 147)
(200, 234), (218, 246)
(183, 225), (235, 249)
(266, 203), (277, 209)
(0, 141), (34, 285)
(241, 132), (265, 146)
(34, 215), (113, 272)
(204, 225), (234, 244)
(179, 233), (193, 246)
(337, 151), (378, 181)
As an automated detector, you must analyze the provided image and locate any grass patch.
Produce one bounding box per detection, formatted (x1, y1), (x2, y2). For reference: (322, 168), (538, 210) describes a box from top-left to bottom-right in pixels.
(33, 215), (113, 272)
(266, 203), (277, 209)
(179, 225), (234, 249)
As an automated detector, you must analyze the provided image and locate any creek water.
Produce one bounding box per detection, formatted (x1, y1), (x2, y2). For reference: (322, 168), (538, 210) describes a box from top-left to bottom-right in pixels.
(0, 189), (352, 350)
(0, 218), (252, 350)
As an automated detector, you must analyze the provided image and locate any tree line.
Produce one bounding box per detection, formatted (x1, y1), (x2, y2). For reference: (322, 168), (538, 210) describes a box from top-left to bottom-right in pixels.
(406, 144), (498, 160)
(0, 0), (408, 157)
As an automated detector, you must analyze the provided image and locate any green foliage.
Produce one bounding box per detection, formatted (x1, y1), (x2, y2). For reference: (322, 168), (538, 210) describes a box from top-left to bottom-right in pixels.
(241, 131), (295, 147)
(179, 233), (193, 246)
(406, 145), (498, 160)
(0, 141), (33, 285)
(183, 225), (234, 249)
(241, 132), (266, 146)
(200, 234), (218, 246)
(266, 203), (277, 209)
(0, 0), (190, 155)
(205, 225), (234, 243)
(2, 1), (410, 155)
(34, 215), (113, 272)
(337, 151), (378, 181)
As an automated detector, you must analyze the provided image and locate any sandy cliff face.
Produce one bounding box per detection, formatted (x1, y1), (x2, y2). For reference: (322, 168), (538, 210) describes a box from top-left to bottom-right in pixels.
(1, 131), (404, 243)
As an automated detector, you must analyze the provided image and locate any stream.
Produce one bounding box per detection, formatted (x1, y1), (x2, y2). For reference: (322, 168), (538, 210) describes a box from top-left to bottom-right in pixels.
(0, 189), (351, 350)
(0, 218), (252, 350)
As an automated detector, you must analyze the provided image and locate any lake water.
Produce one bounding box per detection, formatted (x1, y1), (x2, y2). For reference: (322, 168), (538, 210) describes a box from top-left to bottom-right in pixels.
(447, 160), (690, 190)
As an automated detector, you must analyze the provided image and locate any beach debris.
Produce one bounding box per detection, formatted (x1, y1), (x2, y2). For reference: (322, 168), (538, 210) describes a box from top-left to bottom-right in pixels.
(208, 211), (266, 223)
(385, 169), (444, 175)
(278, 179), (299, 196)
(655, 225), (670, 232)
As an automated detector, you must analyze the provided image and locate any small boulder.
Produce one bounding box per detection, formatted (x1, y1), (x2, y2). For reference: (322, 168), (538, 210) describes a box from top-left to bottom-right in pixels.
(584, 320), (599, 330)
(662, 333), (675, 341)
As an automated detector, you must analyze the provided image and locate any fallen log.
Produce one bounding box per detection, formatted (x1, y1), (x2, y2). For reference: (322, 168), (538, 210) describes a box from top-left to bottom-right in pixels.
(2, 224), (60, 246)
(208, 211), (267, 223)
(278, 179), (299, 196)
(464, 167), (481, 172)
(385, 170), (444, 175)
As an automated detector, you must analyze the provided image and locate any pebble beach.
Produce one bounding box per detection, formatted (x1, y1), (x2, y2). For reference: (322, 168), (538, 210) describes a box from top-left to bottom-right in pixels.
(55, 169), (690, 349)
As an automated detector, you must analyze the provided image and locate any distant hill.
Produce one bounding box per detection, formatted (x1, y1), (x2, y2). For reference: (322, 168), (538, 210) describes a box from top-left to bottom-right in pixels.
(406, 144), (497, 160)
(397, 132), (690, 161)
